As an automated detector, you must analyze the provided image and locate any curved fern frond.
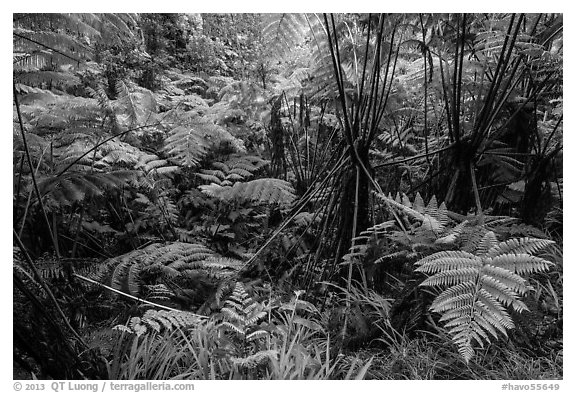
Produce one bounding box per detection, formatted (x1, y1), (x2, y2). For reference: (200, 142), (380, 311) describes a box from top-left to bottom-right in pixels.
(135, 154), (179, 177)
(38, 170), (132, 206)
(416, 231), (555, 362)
(200, 178), (296, 207)
(94, 242), (242, 298)
(197, 154), (269, 185)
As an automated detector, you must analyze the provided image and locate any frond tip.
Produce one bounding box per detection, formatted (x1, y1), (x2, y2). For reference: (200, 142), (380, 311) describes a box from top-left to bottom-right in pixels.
(416, 231), (554, 362)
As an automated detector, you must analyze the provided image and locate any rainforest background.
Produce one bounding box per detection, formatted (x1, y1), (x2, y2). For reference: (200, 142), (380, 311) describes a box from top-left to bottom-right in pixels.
(11, 12), (563, 380)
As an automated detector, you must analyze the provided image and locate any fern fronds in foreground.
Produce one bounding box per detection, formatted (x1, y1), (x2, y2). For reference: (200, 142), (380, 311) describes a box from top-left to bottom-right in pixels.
(220, 282), (273, 370)
(415, 231), (554, 362)
(220, 282), (268, 339)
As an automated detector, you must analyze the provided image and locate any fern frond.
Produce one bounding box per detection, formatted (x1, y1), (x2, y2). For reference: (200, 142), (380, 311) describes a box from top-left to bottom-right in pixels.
(417, 231), (555, 362)
(200, 178), (296, 207)
(262, 14), (309, 58)
(163, 126), (209, 167)
(232, 178), (296, 206)
(415, 250), (477, 268)
(219, 282), (268, 344)
(221, 321), (245, 336)
(246, 330), (269, 341)
(486, 237), (555, 258)
(475, 231), (499, 256)
(231, 350), (279, 369)
(421, 267), (481, 287)
(38, 170), (130, 206)
(376, 192), (439, 228)
(94, 242), (240, 299)
(113, 309), (202, 336)
(489, 254), (552, 275)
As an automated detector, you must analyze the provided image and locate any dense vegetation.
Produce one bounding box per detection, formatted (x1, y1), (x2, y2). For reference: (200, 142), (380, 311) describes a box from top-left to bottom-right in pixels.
(13, 13), (563, 380)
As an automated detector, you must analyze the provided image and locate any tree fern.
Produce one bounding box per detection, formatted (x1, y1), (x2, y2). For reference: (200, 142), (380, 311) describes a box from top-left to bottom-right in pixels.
(415, 231), (554, 362)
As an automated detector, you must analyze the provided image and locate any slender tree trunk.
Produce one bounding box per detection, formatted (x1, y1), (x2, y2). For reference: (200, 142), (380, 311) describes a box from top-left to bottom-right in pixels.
(269, 96), (286, 179)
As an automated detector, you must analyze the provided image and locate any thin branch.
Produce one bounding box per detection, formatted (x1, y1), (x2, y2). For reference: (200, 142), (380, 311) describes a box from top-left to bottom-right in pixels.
(13, 31), (85, 65)
(73, 273), (206, 317)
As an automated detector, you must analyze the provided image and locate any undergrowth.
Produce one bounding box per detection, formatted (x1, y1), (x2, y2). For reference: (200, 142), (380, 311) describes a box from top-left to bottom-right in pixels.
(13, 12), (562, 381)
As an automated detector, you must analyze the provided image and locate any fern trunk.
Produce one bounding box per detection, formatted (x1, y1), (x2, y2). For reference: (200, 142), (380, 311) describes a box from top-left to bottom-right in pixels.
(269, 95), (286, 179)
(334, 147), (372, 266)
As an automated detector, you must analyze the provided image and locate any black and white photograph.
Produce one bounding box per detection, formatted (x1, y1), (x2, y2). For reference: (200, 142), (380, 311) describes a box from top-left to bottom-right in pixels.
(11, 10), (565, 385)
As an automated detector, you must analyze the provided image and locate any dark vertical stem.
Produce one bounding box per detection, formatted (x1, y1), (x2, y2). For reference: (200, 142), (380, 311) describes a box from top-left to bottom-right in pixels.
(323, 14), (354, 148)
(371, 19), (400, 143)
(451, 16), (461, 143)
(52, 213), (60, 257)
(438, 53), (454, 142)
(456, 13), (467, 139)
(419, 14), (430, 164)
(71, 208), (84, 258)
(13, 82), (59, 258)
(470, 162), (483, 220)
(367, 15), (386, 139)
(473, 13), (517, 139)
(354, 14), (372, 130)
(14, 154), (25, 224)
